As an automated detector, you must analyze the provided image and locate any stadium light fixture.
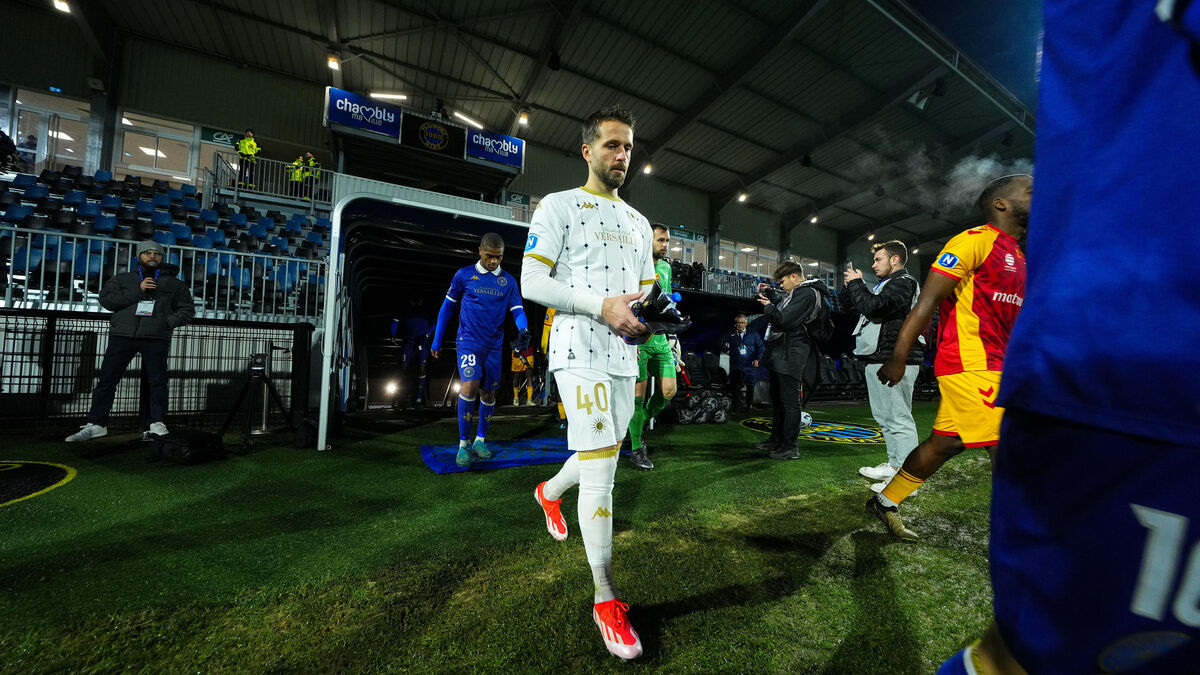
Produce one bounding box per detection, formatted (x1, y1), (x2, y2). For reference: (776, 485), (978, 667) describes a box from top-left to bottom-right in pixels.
(740, 246), (755, 252)
(810, 215), (818, 224)
(385, 381), (398, 395)
(907, 90), (929, 111)
(454, 111), (484, 129)
(121, 117), (132, 126)
(737, 191), (748, 203)
(53, 0), (70, 13)
(911, 247), (920, 254)
(369, 92), (407, 101)
(518, 110), (529, 126)
(138, 146), (165, 158)
(48, 130), (74, 142)
(670, 246), (682, 251)
(327, 55), (340, 71)
(642, 163), (652, 174)
(171, 176), (191, 182)
(867, 232), (876, 241)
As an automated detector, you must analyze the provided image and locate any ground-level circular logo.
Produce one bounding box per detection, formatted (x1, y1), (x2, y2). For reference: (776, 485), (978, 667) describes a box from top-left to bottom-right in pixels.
(740, 417), (884, 444)
(0, 461), (77, 508)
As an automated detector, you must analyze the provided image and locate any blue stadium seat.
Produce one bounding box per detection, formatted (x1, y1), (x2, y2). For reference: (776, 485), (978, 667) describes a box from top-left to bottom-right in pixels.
(305, 231), (323, 245)
(2, 204), (33, 225)
(284, 218), (303, 234)
(315, 217), (331, 230)
(249, 220), (269, 240)
(152, 231), (173, 247)
(181, 184), (197, 197)
(152, 193), (171, 210)
(199, 209), (218, 225)
(77, 202), (100, 221)
(92, 214), (116, 235)
(100, 194), (121, 214)
(182, 197), (201, 213)
(167, 188), (183, 203)
(13, 174), (36, 189)
(269, 236), (289, 253)
(94, 170), (113, 184)
(189, 234), (213, 249)
(229, 213), (247, 228)
(135, 200), (154, 217)
(170, 223), (191, 244)
(22, 185), (49, 202)
(152, 211), (172, 229)
(11, 246), (44, 272)
(63, 189), (86, 208)
(205, 227), (227, 246)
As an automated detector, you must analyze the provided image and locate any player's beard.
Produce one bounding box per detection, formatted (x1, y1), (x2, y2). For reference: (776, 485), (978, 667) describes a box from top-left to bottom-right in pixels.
(1011, 202), (1030, 230)
(593, 163), (625, 191)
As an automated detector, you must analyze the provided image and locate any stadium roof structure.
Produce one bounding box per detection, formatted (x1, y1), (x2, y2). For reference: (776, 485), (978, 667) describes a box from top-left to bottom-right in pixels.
(82, 0), (1035, 251)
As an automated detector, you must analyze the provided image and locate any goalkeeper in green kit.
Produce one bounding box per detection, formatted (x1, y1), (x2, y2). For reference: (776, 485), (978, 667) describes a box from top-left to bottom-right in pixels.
(625, 223), (682, 470)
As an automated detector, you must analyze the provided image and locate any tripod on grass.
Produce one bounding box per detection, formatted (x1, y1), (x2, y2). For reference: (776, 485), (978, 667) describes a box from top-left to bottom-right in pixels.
(218, 347), (295, 453)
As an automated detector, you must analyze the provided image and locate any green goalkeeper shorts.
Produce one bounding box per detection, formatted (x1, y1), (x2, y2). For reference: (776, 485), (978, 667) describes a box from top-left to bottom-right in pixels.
(637, 337), (676, 381)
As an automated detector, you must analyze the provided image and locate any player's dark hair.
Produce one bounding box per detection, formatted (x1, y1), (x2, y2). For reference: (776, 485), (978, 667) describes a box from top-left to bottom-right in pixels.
(480, 232), (504, 250)
(976, 174), (1030, 214)
(582, 105), (636, 145)
(651, 222), (669, 234)
(872, 240), (908, 265)
(772, 260), (805, 281)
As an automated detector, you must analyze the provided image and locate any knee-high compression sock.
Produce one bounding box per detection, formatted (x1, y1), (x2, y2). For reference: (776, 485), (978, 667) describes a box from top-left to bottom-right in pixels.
(879, 469), (925, 507)
(513, 386), (520, 401)
(476, 399), (495, 441)
(628, 396), (646, 449)
(544, 452), (580, 501)
(526, 386), (533, 402)
(577, 447), (619, 602)
(457, 395), (476, 442)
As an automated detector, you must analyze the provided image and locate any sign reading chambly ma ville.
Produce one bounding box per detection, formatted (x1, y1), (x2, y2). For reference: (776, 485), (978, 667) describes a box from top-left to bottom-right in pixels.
(323, 87), (403, 138)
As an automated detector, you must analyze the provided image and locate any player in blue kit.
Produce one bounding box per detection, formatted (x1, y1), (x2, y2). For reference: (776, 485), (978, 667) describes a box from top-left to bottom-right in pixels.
(938, 2), (1200, 672)
(432, 233), (530, 467)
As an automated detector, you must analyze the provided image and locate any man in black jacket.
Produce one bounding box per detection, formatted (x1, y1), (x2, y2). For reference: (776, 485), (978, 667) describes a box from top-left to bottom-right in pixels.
(66, 240), (195, 441)
(755, 260), (822, 460)
(843, 240), (924, 491)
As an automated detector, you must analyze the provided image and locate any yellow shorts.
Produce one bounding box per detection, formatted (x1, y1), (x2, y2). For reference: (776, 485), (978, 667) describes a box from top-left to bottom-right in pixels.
(932, 370), (1004, 448)
(511, 356), (529, 372)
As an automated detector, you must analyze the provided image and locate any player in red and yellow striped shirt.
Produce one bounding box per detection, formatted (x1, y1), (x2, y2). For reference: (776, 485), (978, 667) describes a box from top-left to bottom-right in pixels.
(865, 174), (1031, 541)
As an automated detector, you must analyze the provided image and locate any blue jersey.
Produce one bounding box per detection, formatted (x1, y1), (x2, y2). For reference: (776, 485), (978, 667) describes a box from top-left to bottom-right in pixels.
(996, 1), (1200, 446)
(434, 263), (524, 349)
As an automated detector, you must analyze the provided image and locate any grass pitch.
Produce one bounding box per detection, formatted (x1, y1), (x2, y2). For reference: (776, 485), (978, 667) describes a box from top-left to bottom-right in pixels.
(0, 401), (993, 673)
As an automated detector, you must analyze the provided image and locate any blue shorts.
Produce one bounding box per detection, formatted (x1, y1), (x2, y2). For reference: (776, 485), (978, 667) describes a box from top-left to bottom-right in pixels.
(456, 341), (501, 390)
(991, 409), (1200, 673)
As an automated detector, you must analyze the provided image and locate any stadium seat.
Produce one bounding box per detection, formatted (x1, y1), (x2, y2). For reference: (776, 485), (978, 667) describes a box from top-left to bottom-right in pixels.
(249, 220), (269, 240)
(189, 234), (213, 249)
(22, 185), (50, 203)
(228, 212), (247, 228)
(0, 192), (15, 208)
(183, 197), (201, 214)
(12, 174), (37, 190)
(63, 189), (85, 209)
(315, 217), (331, 232)
(181, 184), (197, 198)
(304, 231), (323, 245)
(170, 223), (191, 244)
(152, 230), (173, 247)
(199, 209), (218, 225)
(167, 188), (184, 203)
(37, 169), (58, 185)
(94, 170), (113, 184)
(111, 225), (133, 240)
(206, 227), (226, 246)
(136, 200), (155, 218)
(92, 214), (116, 235)
(152, 179), (170, 193)
(152, 193), (171, 210)
(269, 236), (289, 254)
(152, 211), (173, 229)
(99, 194), (121, 214)
(77, 202), (100, 222)
(2, 204), (33, 225)
(62, 165), (82, 179)
(49, 178), (72, 197)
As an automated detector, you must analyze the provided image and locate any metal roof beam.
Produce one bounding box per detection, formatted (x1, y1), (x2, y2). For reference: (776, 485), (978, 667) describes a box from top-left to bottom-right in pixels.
(629, 0), (832, 178)
(71, 0), (117, 62)
(713, 64), (948, 208)
(509, 0), (586, 134)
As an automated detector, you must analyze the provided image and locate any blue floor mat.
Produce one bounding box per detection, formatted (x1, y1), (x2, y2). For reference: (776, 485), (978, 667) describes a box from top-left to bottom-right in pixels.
(420, 436), (631, 474)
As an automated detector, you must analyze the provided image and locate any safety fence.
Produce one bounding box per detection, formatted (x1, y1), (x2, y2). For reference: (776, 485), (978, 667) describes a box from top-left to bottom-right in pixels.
(0, 310), (313, 431)
(211, 153), (334, 211)
(1, 226), (327, 323)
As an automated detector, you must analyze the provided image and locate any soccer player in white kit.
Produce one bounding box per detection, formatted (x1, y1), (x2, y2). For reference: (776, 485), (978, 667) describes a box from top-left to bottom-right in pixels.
(522, 105), (655, 660)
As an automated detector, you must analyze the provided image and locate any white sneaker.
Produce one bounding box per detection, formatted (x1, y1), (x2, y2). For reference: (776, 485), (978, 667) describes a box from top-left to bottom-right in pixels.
(65, 423), (107, 442)
(871, 480), (918, 496)
(859, 462), (898, 481)
(149, 422), (169, 436)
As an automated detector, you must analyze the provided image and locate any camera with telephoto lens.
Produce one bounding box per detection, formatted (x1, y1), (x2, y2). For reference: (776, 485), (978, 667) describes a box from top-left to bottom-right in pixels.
(755, 284), (785, 304)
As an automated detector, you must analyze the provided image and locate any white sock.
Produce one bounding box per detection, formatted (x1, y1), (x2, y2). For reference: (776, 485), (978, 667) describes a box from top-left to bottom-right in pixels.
(459, 439), (469, 448)
(877, 493), (898, 508)
(475, 435), (485, 443)
(544, 452), (580, 501)
(577, 451), (618, 602)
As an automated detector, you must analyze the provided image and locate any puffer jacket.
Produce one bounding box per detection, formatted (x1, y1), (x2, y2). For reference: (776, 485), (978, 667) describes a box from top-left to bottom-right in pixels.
(99, 263), (195, 340)
(842, 271), (923, 364)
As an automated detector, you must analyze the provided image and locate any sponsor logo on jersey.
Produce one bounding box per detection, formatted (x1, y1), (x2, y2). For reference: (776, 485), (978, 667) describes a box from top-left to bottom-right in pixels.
(592, 506), (612, 519)
(581, 202), (596, 210)
(937, 252), (960, 269)
(470, 275), (480, 280)
(740, 417), (884, 444)
(991, 291), (1023, 306)
(496, 276), (507, 286)
(525, 234), (538, 251)
(1, 461), (77, 508)
(592, 230), (638, 245)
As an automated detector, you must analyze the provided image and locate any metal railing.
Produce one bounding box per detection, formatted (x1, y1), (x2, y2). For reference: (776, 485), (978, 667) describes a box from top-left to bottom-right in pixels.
(213, 153), (334, 210)
(2, 226), (327, 323)
(0, 311), (312, 429)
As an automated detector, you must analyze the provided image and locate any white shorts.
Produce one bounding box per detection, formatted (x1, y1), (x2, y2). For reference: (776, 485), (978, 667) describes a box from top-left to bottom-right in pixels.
(552, 368), (635, 452)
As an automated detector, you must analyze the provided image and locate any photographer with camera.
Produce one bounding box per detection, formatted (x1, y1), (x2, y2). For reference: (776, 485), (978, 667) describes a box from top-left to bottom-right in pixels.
(843, 241), (924, 492)
(755, 260), (823, 460)
(65, 240), (195, 442)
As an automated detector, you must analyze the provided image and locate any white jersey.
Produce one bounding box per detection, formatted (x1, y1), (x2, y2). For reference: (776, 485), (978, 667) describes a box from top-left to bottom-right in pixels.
(522, 187), (656, 377)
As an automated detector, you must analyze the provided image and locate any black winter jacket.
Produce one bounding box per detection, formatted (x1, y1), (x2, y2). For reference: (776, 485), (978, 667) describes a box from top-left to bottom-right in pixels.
(842, 271), (923, 364)
(99, 263), (195, 340)
(760, 284), (819, 382)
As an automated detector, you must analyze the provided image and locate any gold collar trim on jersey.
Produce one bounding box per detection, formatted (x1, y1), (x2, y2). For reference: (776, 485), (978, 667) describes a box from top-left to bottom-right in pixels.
(579, 186), (622, 202)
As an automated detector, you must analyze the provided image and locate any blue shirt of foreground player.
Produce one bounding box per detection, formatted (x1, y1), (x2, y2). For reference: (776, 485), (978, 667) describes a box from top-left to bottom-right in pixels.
(432, 261), (527, 352)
